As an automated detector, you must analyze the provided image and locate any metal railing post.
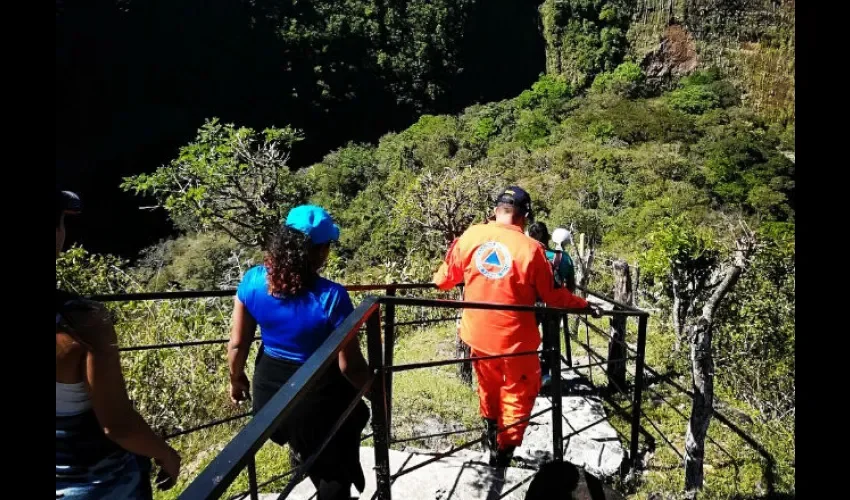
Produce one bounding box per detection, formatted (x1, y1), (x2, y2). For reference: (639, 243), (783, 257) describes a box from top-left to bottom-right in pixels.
(548, 312), (564, 462)
(384, 287), (396, 436)
(629, 315), (649, 471)
(367, 308), (392, 500)
(247, 457), (259, 500)
(585, 317), (593, 385)
(563, 313), (572, 368)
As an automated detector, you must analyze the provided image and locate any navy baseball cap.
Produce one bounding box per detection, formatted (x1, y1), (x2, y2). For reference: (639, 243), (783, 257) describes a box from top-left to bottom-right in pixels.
(495, 186), (533, 219)
(284, 205), (340, 245)
(57, 189), (82, 214)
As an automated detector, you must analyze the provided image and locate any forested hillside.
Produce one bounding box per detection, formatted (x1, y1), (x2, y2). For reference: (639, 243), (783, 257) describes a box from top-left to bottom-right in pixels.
(57, 1), (795, 498)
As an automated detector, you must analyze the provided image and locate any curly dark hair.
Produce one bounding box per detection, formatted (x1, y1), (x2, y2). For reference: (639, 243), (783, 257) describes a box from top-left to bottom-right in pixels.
(527, 221), (550, 246)
(264, 226), (316, 296)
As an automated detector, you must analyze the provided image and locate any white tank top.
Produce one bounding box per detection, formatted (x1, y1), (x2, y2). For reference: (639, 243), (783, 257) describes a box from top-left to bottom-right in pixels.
(56, 381), (92, 416)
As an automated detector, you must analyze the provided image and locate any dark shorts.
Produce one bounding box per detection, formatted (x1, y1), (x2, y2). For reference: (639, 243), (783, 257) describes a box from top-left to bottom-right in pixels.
(252, 350), (370, 491)
(56, 411), (152, 500)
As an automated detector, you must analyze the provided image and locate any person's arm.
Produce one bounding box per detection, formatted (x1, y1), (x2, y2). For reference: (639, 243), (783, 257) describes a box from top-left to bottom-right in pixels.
(532, 246), (589, 310)
(433, 237), (463, 290)
(339, 337), (370, 391)
(326, 287), (370, 390)
(73, 305), (181, 485)
(228, 297), (256, 403)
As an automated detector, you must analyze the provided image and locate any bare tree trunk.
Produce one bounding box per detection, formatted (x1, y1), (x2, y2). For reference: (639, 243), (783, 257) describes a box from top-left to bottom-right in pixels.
(633, 264), (641, 308)
(607, 260), (631, 391)
(456, 288), (473, 385)
(684, 255), (746, 493)
(684, 316), (714, 494)
(672, 291), (686, 351)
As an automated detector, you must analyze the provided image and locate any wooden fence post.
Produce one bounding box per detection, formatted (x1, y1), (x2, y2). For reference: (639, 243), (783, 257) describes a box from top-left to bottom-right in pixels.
(607, 260), (632, 391)
(633, 263), (641, 308)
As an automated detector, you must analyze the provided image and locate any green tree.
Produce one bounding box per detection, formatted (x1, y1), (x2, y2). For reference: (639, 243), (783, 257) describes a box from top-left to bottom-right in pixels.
(642, 216), (757, 493)
(392, 164), (504, 255)
(123, 119), (308, 246)
(134, 232), (261, 291)
(56, 246), (134, 296)
(541, 0), (632, 88)
(715, 222), (795, 418)
(666, 69), (739, 115)
(697, 130), (795, 221)
(590, 61), (644, 97)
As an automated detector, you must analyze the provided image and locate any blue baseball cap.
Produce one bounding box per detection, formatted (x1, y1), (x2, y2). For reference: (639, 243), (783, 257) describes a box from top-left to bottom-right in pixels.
(284, 205), (340, 245)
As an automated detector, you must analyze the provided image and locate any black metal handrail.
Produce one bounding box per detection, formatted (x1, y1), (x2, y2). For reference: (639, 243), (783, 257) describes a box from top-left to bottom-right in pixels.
(180, 297), (382, 499)
(572, 313), (780, 494)
(90, 283), (449, 303)
(84, 281), (679, 498)
(117, 316), (459, 353)
(71, 283), (458, 459)
(176, 293), (649, 500)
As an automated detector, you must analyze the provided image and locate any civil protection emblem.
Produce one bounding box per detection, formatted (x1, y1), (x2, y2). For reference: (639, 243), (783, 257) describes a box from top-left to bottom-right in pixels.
(474, 241), (512, 279)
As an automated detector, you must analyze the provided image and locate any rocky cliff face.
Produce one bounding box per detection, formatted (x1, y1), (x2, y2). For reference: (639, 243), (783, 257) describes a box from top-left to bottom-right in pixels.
(541, 0), (795, 124)
(640, 23), (700, 83)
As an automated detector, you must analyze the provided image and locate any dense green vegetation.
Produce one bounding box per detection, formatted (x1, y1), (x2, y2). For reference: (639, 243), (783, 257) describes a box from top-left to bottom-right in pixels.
(58, 2), (794, 497)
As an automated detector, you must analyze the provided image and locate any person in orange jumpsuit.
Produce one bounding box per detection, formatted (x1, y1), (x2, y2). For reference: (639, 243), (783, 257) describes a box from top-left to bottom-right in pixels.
(433, 186), (595, 466)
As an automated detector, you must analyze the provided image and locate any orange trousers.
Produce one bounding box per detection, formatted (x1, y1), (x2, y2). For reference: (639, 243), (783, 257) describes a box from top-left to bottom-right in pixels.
(471, 349), (541, 449)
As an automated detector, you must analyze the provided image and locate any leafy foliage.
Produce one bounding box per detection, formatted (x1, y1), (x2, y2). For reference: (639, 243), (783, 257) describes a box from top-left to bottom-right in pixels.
(516, 75), (574, 112)
(122, 119), (308, 246)
(391, 165), (504, 254)
(56, 246), (133, 296)
(697, 128), (795, 220)
(591, 61), (644, 97)
(134, 232), (261, 291)
(541, 0), (632, 87)
(642, 218), (719, 288)
(666, 69), (740, 115)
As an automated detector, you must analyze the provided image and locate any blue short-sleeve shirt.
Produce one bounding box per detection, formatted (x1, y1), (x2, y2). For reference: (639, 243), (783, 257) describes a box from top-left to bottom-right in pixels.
(236, 266), (354, 363)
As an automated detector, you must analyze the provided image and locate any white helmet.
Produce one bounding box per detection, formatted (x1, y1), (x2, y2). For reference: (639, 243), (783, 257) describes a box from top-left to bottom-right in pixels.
(551, 227), (572, 251)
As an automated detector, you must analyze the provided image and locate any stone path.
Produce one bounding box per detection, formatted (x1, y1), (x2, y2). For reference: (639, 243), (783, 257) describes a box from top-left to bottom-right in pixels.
(264, 388), (625, 499)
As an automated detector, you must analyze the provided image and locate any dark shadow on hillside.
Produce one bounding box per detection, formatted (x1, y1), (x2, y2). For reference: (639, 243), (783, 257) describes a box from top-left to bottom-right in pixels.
(449, 0), (546, 109)
(56, 0), (547, 256)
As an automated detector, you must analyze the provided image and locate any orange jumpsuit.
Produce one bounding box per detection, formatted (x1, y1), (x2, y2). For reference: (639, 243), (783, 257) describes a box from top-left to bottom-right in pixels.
(433, 221), (589, 448)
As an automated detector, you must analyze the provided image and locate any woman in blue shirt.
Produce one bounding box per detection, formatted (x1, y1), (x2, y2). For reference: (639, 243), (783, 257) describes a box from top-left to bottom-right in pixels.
(227, 205), (370, 500)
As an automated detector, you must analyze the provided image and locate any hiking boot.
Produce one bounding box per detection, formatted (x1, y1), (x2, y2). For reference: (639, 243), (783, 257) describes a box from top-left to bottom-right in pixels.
(491, 445), (516, 468)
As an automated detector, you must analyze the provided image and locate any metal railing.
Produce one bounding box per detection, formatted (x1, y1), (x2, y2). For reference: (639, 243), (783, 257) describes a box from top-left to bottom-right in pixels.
(89, 279), (783, 498)
(98, 284), (459, 443)
(174, 291), (650, 500)
(568, 303), (782, 495)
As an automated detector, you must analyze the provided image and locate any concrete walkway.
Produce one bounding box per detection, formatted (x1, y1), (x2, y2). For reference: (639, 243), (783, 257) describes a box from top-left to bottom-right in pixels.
(265, 446), (536, 500)
(514, 395), (625, 478)
(264, 392), (625, 499)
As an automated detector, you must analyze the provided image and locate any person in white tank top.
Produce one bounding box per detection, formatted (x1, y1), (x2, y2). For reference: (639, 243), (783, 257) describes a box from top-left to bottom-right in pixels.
(56, 189), (181, 499)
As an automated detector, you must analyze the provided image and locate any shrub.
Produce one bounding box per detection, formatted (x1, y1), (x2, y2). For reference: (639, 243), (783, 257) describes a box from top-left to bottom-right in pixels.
(590, 61), (644, 97)
(516, 74), (574, 110)
(667, 69), (740, 114)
